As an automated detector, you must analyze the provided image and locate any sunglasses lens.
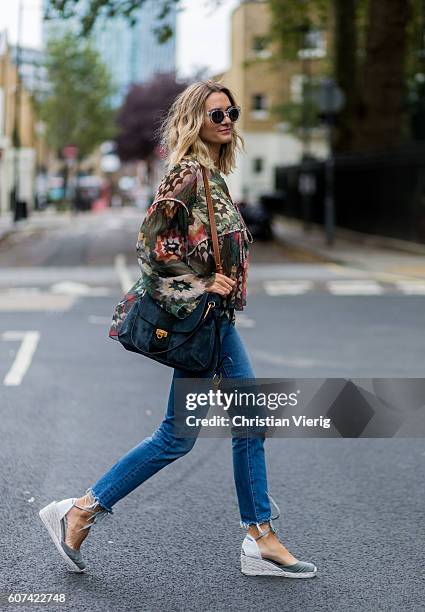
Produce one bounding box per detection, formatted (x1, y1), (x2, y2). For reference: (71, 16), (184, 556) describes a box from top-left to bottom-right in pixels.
(228, 107), (240, 122)
(211, 110), (225, 124)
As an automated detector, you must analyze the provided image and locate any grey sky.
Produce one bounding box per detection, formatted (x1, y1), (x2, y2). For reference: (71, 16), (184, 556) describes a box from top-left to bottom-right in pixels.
(0, 0), (239, 77)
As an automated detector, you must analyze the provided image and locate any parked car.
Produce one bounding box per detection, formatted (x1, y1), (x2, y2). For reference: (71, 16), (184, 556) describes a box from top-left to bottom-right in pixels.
(237, 200), (273, 241)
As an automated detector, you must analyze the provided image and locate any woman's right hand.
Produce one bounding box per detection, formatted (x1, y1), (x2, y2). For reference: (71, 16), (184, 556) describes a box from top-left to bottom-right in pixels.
(205, 273), (236, 296)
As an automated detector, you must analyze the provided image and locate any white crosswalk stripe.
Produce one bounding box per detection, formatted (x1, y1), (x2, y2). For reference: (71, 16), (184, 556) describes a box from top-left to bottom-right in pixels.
(394, 281), (425, 295)
(262, 279), (425, 296)
(264, 280), (314, 295)
(326, 280), (384, 295)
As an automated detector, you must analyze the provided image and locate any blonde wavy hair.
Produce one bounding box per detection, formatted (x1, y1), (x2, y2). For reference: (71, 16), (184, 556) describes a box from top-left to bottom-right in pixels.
(158, 80), (245, 175)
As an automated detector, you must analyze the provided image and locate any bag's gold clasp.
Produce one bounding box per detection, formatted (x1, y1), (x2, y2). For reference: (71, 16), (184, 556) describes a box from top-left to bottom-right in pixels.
(155, 328), (168, 339)
(203, 300), (216, 320)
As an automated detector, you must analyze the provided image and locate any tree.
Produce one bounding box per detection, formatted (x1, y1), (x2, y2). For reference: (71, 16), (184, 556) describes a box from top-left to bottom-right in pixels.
(116, 73), (188, 161)
(354, 0), (411, 150)
(36, 32), (116, 161)
(331, 0), (364, 151)
(270, 0), (423, 153)
(44, 0), (196, 40)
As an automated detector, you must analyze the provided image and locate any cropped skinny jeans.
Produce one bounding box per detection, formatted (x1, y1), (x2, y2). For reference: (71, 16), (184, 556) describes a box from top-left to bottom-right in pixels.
(86, 312), (275, 528)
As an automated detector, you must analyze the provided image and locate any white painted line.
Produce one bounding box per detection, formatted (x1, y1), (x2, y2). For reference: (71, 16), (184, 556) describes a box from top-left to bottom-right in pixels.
(325, 262), (425, 283)
(88, 315), (111, 325)
(114, 254), (134, 293)
(50, 281), (110, 296)
(0, 293), (76, 311)
(395, 281), (425, 295)
(2, 331), (40, 386)
(251, 350), (318, 368)
(264, 280), (313, 295)
(326, 280), (383, 295)
(235, 314), (255, 328)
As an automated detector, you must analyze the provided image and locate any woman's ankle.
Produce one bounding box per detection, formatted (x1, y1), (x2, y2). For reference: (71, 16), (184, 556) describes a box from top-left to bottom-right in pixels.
(247, 522), (272, 539)
(75, 492), (106, 514)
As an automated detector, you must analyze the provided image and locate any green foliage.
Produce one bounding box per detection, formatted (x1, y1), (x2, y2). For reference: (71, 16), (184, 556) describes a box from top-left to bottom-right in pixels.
(267, 0), (330, 136)
(268, 0), (328, 60)
(45, 0), (181, 39)
(269, 0), (425, 146)
(36, 32), (116, 160)
(271, 78), (322, 133)
(406, 0), (425, 78)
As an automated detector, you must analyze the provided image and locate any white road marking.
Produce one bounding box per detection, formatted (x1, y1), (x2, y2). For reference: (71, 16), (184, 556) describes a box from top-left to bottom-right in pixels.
(326, 280), (383, 295)
(251, 349), (318, 368)
(88, 315), (111, 325)
(235, 314), (256, 328)
(395, 281), (425, 295)
(325, 262), (425, 283)
(50, 281), (111, 296)
(114, 254), (134, 293)
(0, 293), (76, 311)
(264, 280), (314, 295)
(2, 331), (40, 386)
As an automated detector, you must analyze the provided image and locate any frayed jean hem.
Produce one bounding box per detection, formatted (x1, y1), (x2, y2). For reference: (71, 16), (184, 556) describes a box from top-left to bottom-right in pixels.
(239, 493), (281, 530)
(85, 486), (114, 515)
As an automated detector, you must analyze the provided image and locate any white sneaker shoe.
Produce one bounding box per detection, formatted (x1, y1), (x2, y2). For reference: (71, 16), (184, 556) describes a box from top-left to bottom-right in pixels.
(241, 526), (317, 578)
(39, 496), (108, 573)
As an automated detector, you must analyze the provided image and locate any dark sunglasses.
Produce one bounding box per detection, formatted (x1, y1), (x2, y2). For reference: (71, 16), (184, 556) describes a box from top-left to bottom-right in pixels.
(207, 105), (241, 125)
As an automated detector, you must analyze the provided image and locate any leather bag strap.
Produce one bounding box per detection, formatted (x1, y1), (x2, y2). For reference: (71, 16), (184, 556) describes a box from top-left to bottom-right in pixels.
(201, 165), (223, 274)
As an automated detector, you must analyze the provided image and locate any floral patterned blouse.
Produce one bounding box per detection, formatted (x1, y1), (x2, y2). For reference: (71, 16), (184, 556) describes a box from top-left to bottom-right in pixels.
(108, 153), (253, 340)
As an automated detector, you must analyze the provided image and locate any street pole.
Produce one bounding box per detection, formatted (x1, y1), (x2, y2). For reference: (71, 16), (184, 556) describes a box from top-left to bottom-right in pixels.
(324, 119), (335, 247)
(315, 79), (345, 248)
(11, 0), (23, 223)
(301, 53), (312, 160)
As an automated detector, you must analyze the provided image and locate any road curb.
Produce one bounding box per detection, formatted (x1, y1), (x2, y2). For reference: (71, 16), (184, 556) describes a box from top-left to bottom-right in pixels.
(271, 220), (349, 267)
(273, 215), (425, 256)
(272, 216), (425, 272)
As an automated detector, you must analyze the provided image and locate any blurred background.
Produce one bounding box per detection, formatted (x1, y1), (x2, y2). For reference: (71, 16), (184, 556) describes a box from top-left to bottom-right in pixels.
(0, 0), (424, 243)
(1, 3), (425, 610)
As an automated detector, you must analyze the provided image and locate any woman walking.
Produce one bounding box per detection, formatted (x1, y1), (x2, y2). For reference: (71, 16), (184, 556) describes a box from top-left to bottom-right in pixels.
(39, 80), (317, 579)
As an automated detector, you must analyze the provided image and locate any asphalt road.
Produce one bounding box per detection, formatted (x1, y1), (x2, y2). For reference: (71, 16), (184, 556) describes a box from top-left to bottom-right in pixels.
(0, 209), (424, 612)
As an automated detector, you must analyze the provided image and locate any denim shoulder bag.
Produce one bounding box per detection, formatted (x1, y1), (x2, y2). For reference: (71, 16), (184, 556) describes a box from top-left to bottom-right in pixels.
(115, 165), (225, 376)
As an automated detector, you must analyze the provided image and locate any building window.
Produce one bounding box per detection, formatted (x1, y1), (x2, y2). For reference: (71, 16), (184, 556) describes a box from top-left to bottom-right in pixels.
(251, 94), (269, 120)
(252, 94), (266, 111)
(252, 36), (271, 59)
(290, 75), (306, 103)
(252, 158), (264, 174)
(298, 29), (326, 59)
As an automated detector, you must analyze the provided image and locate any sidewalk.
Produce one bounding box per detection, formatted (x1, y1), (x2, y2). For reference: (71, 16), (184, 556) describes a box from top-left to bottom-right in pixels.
(0, 213), (19, 242)
(272, 216), (425, 281)
(0, 208), (77, 243)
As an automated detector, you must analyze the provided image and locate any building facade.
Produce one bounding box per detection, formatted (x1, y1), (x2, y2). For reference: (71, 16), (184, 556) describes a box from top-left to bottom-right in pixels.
(0, 31), (41, 217)
(10, 45), (48, 95)
(212, 0), (328, 205)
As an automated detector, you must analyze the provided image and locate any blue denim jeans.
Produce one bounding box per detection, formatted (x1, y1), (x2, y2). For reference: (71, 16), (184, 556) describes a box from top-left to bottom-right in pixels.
(87, 312), (275, 528)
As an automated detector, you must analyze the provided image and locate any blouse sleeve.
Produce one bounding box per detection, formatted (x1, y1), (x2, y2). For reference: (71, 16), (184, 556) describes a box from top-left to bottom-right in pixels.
(136, 198), (216, 319)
